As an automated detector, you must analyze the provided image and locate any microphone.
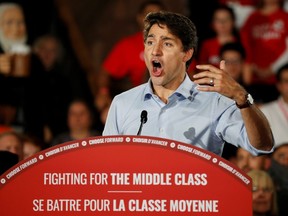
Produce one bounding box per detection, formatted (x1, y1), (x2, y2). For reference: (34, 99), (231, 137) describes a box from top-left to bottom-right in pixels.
(137, 110), (148, 135)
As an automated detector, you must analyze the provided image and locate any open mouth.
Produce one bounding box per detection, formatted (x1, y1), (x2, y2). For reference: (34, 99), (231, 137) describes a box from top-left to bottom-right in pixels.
(152, 60), (162, 76)
(152, 60), (162, 68)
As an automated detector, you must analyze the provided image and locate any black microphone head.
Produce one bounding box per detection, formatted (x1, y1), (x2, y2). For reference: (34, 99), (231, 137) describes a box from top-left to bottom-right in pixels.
(140, 110), (148, 124)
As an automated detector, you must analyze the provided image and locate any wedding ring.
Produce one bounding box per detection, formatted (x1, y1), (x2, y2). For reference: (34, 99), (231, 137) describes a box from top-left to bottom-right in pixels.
(209, 78), (214, 86)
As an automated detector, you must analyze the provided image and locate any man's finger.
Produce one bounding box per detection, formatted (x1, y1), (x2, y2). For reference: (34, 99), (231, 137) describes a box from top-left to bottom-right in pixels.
(220, 60), (226, 71)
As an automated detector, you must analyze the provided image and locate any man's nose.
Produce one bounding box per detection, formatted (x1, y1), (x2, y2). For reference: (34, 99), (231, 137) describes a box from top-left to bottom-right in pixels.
(152, 43), (162, 56)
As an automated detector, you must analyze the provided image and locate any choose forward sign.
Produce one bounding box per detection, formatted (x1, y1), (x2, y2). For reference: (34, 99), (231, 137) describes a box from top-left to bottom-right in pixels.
(0, 136), (252, 215)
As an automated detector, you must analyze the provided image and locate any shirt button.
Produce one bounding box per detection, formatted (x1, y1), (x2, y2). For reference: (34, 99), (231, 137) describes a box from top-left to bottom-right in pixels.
(160, 128), (164, 133)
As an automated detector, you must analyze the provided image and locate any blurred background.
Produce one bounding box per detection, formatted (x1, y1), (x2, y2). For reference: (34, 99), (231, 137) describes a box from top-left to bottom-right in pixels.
(5, 0), (215, 94)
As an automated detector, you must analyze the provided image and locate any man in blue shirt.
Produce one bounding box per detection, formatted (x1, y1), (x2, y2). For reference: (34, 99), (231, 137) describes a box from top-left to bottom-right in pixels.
(103, 11), (274, 156)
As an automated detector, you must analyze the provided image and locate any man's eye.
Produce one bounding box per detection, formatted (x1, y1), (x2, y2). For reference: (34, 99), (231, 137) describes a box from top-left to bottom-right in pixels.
(164, 43), (172, 47)
(146, 41), (153, 45)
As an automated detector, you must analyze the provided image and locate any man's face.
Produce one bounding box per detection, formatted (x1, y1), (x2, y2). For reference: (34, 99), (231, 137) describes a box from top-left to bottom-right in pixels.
(236, 148), (267, 173)
(35, 38), (60, 70)
(144, 24), (192, 90)
(272, 144), (288, 166)
(0, 7), (26, 41)
(221, 50), (243, 82)
(68, 102), (92, 132)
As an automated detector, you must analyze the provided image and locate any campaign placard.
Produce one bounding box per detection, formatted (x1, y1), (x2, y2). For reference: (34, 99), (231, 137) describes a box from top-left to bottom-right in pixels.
(0, 136), (252, 215)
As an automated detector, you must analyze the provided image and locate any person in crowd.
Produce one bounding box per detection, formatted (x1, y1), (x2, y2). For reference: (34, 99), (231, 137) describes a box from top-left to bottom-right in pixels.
(240, 0), (288, 103)
(22, 134), (43, 159)
(236, 147), (270, 173)
(103, 11), (274, 157)
(219, 42), (246, 83)
(197, 4), (240, 67)
(51, 99), (101, 146)
(0, 3), (30, 130)
(260, 63), (288, 148)
(247, 169), (278, 216)
(30, 34), (73, 143)
(268, 142), (288, 216)
(32, 34), (63, 72)
(95, 0), (165, 113)
(0, 130), (23, 161)
(218, 0), (257, 29)
(219, 41), (270, 105)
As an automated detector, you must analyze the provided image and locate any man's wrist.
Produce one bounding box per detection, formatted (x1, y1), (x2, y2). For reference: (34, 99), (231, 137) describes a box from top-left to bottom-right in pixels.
(235, 93), (254, 109)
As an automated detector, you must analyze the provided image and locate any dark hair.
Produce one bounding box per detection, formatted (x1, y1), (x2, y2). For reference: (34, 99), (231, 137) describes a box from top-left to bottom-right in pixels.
(138, 0), (166, 14)
(143, 11), (198, 70)
(214, 4), (236, 22)
(211, 4), (240, 40)
(219, 42), (246, 59)
(276, 63), (288, 82)
(68, 98), (94, 115)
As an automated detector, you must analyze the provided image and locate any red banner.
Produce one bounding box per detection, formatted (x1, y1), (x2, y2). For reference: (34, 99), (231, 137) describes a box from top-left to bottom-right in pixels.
(0, 136), (252, 215)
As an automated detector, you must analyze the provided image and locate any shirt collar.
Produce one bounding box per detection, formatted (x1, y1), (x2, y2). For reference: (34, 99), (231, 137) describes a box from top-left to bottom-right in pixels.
(143, 81), (154, 101)
(143, 74), (197, 101)
(175, 74), (197, 99)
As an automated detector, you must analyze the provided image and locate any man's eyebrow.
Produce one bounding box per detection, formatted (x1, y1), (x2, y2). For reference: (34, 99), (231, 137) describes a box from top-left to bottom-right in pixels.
(160, 36), (174, 41)
(147, 34), (155, 38)
(147, 34), (175, 41)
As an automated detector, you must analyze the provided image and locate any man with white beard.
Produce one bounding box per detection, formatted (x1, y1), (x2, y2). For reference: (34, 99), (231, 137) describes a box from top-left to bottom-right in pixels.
(0, 2), (28, 74)
(0, 3), (29, 130)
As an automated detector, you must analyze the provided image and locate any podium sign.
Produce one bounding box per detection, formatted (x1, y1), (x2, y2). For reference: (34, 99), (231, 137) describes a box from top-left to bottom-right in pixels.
(0, 136), (252, 215)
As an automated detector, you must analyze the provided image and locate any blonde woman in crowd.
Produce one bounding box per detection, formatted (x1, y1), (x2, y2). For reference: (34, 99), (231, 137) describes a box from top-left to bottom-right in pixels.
(248, 169), (278, 216)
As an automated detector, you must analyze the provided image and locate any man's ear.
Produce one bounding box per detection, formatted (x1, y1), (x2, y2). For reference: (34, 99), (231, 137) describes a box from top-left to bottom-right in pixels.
(183, 48), (193, 62)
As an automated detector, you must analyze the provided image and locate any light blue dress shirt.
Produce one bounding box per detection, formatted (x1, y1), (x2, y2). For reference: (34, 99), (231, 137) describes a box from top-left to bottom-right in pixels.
(103, 74), (272, 156)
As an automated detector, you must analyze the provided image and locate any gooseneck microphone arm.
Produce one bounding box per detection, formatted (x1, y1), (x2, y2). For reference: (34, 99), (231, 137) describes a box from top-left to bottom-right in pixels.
(137, 110), (148, 135)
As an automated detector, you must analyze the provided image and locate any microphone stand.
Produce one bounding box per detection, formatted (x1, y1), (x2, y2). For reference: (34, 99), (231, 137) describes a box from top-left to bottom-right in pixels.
(137, 110), (147, 135)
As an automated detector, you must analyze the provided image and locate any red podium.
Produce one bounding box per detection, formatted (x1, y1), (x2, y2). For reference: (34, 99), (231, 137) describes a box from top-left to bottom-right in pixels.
(0, 136), (252, 215)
